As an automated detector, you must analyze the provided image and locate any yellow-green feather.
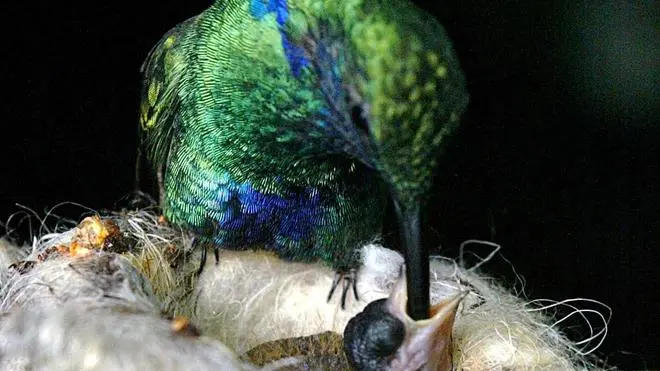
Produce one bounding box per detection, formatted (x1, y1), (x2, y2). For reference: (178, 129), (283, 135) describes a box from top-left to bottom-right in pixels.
(138, 0), (467, 269)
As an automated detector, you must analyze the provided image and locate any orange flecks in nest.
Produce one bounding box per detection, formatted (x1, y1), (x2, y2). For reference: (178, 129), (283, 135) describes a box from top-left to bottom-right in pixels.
(28, 216), (126, 267)
(75, 216), (112, 245)
(69, 245), (91, 257)
(170, 316), (201, 337)
(157, 215), (168, 225)
(55, 216), (122, 258)
(37, 245), (67, 262)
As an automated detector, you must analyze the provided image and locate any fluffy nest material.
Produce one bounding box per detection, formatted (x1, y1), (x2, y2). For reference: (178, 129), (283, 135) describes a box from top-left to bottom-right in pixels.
(0, 206), (613, 370)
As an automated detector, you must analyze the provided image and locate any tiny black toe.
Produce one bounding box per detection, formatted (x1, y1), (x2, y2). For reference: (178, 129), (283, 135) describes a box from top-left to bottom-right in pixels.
(327, 270), (360, 308)
(340, 280), (351, 309)
(351, 270), (360, 301)
(195, 238), (207, 276)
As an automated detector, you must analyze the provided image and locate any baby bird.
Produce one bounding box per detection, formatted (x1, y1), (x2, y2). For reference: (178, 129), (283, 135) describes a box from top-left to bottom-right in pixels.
(344, 275), (466, 370)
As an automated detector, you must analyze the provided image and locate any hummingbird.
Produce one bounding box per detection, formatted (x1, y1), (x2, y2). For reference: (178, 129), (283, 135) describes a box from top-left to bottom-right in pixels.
(139, 0), (468, 319)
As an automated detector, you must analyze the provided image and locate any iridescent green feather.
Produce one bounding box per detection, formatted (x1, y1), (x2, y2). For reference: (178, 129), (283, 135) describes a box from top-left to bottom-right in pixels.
(139, 0), (467, 271)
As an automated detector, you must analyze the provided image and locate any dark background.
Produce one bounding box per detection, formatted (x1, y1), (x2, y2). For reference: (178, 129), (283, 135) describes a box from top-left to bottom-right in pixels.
(1, 1), (657, 369)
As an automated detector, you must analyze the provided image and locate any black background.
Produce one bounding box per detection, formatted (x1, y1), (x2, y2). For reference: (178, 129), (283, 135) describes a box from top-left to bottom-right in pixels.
(1, 1), (658, 369)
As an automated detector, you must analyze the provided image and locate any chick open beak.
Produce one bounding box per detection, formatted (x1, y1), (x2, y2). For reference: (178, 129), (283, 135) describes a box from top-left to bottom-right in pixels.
(344, 274), (466, 371)
(386, 276), (466, 371)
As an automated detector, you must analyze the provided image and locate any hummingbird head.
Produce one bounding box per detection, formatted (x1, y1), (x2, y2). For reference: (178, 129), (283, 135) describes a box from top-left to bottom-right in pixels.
(279, 0), (469, 318)
(339, 0), (469, 318)
(288, 0), (469, 209)
(345, 0), (469, 208)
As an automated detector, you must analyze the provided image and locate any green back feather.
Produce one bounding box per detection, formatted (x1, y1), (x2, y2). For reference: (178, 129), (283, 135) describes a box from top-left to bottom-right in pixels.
(140, 0), (468, 218)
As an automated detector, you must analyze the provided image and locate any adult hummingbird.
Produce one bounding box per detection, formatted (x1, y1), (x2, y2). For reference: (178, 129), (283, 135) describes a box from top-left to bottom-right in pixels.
(139, 0), (468, 319)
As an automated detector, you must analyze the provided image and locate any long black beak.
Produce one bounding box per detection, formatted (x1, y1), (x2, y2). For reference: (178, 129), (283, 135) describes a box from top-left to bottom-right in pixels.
(392, 197), (429, 320)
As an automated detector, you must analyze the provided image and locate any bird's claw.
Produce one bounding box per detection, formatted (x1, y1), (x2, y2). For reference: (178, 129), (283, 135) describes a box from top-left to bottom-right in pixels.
(327, 269), (359, 309)
(195, 237), (206, 276)
(195, 238), (220, 276)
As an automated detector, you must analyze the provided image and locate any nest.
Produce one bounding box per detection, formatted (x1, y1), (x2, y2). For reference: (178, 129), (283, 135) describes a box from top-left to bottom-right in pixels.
(0, 205), (613, 370)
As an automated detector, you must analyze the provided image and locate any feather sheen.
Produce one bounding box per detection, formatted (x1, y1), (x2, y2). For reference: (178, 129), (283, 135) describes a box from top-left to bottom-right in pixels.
(139, 0), (468, 269)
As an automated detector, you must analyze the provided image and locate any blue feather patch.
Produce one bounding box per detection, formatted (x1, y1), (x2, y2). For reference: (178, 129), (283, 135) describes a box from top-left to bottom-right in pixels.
(249, 0), (309, 76)
(204, 173), (323, 248)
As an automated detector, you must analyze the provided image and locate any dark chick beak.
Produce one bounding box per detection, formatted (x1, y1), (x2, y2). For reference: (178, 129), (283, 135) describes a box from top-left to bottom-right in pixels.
(344, 275), (466, 371)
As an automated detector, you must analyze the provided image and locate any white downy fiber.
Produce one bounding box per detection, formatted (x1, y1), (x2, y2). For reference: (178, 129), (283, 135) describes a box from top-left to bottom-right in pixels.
(0, 208), (612, 370)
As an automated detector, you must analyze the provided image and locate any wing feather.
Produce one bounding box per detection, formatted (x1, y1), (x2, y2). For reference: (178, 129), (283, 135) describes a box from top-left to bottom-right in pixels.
(139, 16), (199, 171)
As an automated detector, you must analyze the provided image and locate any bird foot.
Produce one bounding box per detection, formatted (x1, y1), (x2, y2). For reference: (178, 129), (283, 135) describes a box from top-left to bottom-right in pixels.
(327, 269), (360, 309)
(195, 238), (220, 276)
